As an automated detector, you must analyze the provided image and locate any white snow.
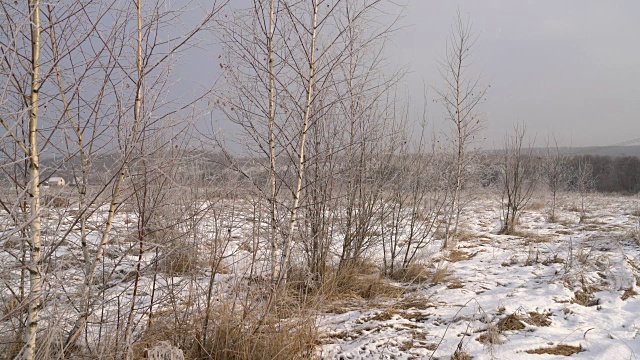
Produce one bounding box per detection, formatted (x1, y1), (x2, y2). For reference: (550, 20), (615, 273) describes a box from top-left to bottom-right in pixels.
(2, 192), (640, 359)
(317, 194), (640, 359)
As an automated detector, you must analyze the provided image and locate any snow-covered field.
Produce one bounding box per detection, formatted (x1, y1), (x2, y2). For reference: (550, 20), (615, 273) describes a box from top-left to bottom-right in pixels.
(2, 192), (639, 359)
(317, 194), (640, 359)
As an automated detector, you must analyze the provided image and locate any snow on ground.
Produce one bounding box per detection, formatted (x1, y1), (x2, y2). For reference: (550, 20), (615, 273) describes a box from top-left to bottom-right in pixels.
(2, 192), (639, 359)
(317, 194), (640, 359)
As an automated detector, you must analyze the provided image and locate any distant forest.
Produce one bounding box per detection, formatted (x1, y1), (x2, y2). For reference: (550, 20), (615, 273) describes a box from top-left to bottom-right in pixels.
(572, 155), (640, 193)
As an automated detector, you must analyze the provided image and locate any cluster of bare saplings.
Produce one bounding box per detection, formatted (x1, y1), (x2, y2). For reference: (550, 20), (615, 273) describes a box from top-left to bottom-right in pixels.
(0, 1), (628, 359)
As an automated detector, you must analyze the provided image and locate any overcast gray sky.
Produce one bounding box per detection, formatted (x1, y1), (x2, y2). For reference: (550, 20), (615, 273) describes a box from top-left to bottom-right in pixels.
(386, 0), (640, 148)
(180, 1), (640, 149)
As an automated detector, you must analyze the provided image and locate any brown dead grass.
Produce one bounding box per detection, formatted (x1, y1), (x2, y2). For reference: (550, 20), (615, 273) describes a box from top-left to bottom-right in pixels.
(390, 263), (431, 283)
(451, 351), (471, 360)
(394, 296), (433, 311)
(566, 204), (581, 213)
(160, 246), (200, 275)
(43, 195), (70, 208)
(447, 249), (477, 262)
(542, 254), (565, 265)
(621, 288), (638, 301)
(431, 264), (454, 285)
(527, 200), (546, 211)
(508, 230), (552, 243)
(399, 339), (413, 351)
(401, 311), (431, 322)
(321, 263), (404, 301)
(454, 229), (476, 242)
(476, 326), (503, 345)
(622, 230), (640, 245)
(1, 236), (21, 251)
(359, 279), (403, 300)
(580, 223), (622, 232)
(572, 290), (599, 307)
(525, 311), (552, 327)
(134, 303), (318, 360)
(496, 314), (526, 332)
(525, 344), (583, 356)
(367, 310), (397, 322)
(0, 332), (23, 360)
(362, 309), (431, 323)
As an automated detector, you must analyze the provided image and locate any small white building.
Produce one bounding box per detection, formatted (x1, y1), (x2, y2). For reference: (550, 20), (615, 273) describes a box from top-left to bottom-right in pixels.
(46, 177), (66, 186)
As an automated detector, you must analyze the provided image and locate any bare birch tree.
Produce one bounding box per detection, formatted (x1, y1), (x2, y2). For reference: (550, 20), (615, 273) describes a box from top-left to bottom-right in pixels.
(437, 11), (486, 249)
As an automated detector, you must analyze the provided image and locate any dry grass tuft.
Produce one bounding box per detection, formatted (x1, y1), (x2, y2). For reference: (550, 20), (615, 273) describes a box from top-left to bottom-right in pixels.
(501, 255), (519, 267)
(447, 249), (477, 262)
(476, 326), (503, 345)
(525, 311), (552, 327)
(527, 200), (545, 211)
(200, 313), (317, 360)
(546, 213), (559, 223)
(454, 229), (476, 243)
(366, 310), (398, 322)
(401, 311), (431, 322)
(572, 290), (599, 307)
(447, 280), (464, 289)
(525, 344), (583, 356)
(623, 229), (640, 245)
(394, 296), (433, 311)
(430, 264), (454, 285)
(356, 308), (433, 328)
(507, 230), (551, 243)
(390, 263), (431, 283)
(43, 195), (70, 208)
(398, 340), (413, 351)
(358, 279), (403, 300)
(160, 242), (201, 275)
(130, 317), (188, 359)
(1, 236), (21, 251)
(321, 263), (403, 301)
(621, 288), (638, 301)
(0, 332), (23, 360)
(496, 314), (526, 332)
(451, 350), (471, 360)
(566, 204), (581, 213)
(135, 303), (318, 360)
(542, 254), (565, 265)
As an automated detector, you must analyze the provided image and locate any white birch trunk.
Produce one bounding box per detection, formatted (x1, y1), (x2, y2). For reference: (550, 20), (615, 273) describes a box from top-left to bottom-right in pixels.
(279, 0), (319, 286)
(24, 0), (42, 358)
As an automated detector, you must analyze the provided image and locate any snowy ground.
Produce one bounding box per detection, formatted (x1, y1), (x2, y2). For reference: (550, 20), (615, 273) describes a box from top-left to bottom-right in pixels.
(2, 192), (639, 359)
(317, 194), (640, 359)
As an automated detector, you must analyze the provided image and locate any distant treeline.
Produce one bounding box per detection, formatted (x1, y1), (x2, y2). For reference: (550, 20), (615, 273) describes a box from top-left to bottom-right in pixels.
(10, 152), (638, 195)
(478, 154), (640, 194)
(571, 155), (640, 194)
